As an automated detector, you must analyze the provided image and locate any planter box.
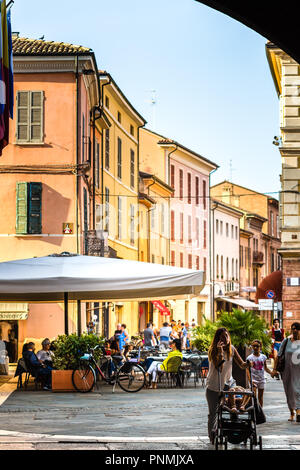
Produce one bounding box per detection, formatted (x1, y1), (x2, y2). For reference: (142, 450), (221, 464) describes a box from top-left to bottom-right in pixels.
(51, 370), (75, 392)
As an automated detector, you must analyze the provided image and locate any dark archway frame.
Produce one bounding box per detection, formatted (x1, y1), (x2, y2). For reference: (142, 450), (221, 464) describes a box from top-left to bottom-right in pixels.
(196, 1), (300, 64)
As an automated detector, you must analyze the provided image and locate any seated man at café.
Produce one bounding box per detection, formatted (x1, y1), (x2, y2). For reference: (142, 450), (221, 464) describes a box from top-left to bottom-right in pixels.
(145, 338), (183, 389)
(23, 342), (52, 390)
(36, 338), (54, 367)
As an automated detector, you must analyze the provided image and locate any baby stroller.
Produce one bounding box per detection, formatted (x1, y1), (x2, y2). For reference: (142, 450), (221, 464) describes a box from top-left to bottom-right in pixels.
(214, 360), (263, 450)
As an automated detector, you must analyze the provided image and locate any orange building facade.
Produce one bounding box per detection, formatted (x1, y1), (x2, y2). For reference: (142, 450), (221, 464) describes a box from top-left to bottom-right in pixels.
(0, 36), (100, 360)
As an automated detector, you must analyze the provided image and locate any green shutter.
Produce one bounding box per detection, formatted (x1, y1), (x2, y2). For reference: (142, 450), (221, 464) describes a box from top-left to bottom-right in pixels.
(16, 182), (28, 234)
(28, 182), (42, 234)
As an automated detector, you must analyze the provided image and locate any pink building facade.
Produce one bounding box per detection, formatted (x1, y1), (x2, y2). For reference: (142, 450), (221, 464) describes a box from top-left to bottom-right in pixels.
(158, 139), (218, 321)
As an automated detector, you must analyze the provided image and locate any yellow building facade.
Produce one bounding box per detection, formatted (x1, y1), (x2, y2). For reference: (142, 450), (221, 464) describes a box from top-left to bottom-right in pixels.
(94, 72), (146, 338)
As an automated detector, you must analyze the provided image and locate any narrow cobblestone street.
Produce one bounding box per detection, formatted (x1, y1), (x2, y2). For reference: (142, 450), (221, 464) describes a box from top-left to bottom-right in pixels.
(0, 374), (299, 450)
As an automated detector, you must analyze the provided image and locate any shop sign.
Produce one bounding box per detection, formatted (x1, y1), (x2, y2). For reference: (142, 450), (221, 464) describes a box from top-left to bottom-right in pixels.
(258, 299), (274, 311)
(0, 312), (28, 320)
(287, 277), (300, 286)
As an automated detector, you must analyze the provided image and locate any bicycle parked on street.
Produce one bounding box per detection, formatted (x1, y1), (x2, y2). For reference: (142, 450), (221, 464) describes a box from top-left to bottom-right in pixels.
(71, 345), (146, 393)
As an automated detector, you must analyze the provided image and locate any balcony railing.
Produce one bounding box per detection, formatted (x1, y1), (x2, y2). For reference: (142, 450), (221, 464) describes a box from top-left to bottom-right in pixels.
(253, 251), (264, 264)
(225, 281), (239, 294)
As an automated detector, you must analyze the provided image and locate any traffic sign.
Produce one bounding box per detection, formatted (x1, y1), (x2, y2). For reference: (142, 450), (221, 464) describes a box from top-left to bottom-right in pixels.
(266, 290), (275, 299)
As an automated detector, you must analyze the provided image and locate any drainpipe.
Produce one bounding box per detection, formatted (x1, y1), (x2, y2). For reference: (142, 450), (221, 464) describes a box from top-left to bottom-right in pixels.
(75, 55), (80, 254)
(147, 179), (156, 263)
(100, 75), (112, 208)
(91, 105), (102, 230)
(209, 168), (218, 322)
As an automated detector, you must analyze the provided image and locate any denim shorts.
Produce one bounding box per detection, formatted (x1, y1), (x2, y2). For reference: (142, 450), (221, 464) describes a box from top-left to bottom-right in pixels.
(274, 342), (282, 352)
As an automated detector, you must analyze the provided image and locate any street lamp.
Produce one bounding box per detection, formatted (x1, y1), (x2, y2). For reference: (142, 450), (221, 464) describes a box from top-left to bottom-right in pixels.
(211, 281), (224, 320)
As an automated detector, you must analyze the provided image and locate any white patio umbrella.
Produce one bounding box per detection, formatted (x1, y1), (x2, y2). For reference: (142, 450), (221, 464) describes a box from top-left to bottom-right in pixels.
(0, 252), (205, 334)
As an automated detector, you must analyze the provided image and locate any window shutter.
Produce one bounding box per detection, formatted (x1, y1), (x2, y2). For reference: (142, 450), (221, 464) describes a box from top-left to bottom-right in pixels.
(30, 92), (43, 142)
(105, 129), (110, 169)
(16, 182), (28, 234)
(130, 149), (135, 188)
(95, 142), (100, 188)
(117, 137), (122, 179)
(28, 182), (42, 234)
(16, 91), (30, 142)
(16, 91), (44, 143)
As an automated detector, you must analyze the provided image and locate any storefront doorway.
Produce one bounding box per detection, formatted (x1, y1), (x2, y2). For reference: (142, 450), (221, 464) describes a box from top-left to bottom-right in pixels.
(0, 320), (18, 363)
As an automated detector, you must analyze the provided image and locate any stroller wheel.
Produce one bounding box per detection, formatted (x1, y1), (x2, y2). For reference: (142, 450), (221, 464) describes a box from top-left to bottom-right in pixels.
(258, 436), (263, 450)
(224, 436), (228, 450)
(215, 438), (219, 451)
(249, 437), (254, 451)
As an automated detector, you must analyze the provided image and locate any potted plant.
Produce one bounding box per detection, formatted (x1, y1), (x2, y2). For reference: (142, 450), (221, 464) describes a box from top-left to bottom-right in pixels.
(51, 333), (104, 391)
(217, 309), (271, 387)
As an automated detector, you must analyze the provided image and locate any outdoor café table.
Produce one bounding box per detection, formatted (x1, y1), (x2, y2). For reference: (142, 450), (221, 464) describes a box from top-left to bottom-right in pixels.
(141, 353), (208, 387)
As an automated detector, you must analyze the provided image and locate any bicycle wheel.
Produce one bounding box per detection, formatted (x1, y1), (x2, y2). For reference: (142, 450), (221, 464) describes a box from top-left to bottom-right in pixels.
(117, 363), (146, 393)
(72, 362), (96, 393)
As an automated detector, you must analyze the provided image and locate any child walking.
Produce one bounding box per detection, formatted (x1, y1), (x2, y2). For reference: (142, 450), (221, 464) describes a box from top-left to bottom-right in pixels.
(246, 339), (275, 407)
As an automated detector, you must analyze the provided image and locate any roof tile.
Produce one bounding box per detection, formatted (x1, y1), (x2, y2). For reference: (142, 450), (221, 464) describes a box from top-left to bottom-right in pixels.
(12, 37), (91, 56)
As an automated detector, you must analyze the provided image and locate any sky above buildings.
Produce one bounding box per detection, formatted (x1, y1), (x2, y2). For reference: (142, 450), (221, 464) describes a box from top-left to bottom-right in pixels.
(12, 0), (282, 197)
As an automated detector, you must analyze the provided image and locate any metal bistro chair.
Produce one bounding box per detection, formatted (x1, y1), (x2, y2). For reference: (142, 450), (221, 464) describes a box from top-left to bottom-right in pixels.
(183, 356), (202, 388)
(158, 356), (183, 388)
(15, 357), (41, 390)
(198, 357), (209, 388)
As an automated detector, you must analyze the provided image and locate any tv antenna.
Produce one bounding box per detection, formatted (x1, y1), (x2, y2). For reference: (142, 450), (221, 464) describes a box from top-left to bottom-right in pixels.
(229, 159), (236, 182)
(145, 89), (157, 131)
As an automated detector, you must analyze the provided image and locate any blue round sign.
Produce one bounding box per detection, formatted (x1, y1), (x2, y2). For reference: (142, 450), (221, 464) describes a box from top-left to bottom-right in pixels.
(266, 290), (275, 299)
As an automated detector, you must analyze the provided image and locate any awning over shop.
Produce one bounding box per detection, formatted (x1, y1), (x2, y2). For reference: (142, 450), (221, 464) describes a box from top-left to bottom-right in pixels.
(151, 300), (171, 316)
(217, 296), (259, 310)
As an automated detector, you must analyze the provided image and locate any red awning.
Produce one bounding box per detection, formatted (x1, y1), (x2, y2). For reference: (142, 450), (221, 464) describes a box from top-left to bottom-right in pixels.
(255, 270), (282, 303)
(151, 300), (171, 315)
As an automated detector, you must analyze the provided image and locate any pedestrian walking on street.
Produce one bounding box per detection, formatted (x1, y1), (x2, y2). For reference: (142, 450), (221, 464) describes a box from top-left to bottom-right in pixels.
(273, 322), (300, 423)
(143, 323), (156, 348)
(205, 327), (252, 444)
(269, 318), (285, 366)
(118, 324), (129, 352)
(246, 340), (276, 408)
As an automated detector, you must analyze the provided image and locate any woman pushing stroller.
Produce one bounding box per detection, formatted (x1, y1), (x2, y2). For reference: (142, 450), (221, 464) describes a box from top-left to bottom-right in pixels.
(205, 328), (252, 444)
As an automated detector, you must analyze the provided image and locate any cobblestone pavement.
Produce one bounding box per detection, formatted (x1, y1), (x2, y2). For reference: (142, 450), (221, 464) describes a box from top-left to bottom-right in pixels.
(0, 375), (299, 450)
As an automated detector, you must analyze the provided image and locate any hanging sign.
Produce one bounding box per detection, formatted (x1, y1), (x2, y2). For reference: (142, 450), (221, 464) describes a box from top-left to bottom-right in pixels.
(151, 300), (171, 315)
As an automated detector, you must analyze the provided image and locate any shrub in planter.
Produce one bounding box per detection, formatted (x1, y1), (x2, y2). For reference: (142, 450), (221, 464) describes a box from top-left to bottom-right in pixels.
(217, 309), (271, 354)
(52, 333), (105, 371)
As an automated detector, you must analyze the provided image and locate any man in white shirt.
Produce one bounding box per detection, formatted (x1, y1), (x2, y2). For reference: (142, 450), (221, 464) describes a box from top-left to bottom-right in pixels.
(159, 322), (172, 350)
